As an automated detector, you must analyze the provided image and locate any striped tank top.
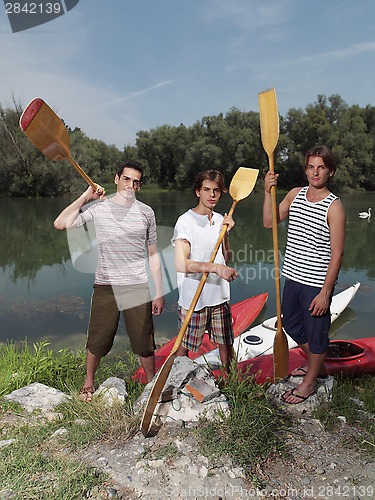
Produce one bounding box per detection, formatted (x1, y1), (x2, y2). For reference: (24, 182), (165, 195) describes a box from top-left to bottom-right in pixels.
(282, 186), (338, 287)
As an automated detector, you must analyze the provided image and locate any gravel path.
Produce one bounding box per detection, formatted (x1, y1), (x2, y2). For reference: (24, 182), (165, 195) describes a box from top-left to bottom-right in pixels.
(81, 398), (375, 499)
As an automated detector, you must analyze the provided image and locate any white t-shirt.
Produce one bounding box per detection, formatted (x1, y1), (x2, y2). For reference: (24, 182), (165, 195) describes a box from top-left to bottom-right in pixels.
(76, 198), (157, 286)
(171, 209), (230, 311)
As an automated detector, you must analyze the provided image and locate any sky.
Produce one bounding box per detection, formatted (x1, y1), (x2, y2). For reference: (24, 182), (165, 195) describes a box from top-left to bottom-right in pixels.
(1, 0), (375, 149)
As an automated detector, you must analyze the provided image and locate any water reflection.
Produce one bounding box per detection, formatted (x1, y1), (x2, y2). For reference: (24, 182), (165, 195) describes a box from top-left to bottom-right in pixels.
(1, 191), (374, 350)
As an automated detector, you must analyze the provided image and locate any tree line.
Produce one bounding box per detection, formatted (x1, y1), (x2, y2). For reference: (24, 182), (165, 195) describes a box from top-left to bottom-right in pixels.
(1, 94), (375, 197)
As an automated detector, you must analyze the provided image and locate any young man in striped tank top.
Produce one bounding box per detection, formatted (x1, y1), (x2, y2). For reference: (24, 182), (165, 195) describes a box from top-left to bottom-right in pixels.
(263, 145), (346, 404)
(54, 161), (164, 400)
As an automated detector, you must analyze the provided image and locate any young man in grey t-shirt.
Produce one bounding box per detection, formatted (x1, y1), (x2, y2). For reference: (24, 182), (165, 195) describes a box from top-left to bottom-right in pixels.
(54, 161), (164, 400)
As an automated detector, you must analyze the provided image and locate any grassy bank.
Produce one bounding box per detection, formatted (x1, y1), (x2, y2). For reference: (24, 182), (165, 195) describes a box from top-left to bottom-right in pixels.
(0, 340), (143, 498)
(0, 341), (374, 497)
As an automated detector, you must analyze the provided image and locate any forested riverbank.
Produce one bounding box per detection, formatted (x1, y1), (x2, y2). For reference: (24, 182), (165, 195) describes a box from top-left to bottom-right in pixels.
(1, 93), (375, 197)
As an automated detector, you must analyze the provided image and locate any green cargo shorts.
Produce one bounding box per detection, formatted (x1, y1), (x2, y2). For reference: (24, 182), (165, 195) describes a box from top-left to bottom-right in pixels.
(86, 284), (155, 358)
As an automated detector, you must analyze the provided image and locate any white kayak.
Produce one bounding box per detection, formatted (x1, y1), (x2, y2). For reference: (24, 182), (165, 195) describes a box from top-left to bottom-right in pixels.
(195, 282), (361, 368)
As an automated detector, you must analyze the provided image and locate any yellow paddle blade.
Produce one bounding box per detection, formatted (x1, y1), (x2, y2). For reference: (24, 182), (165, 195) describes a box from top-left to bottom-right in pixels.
(229, 167), (259, 201)
(274, 326), (289, 381)
(140, 352), (177, 436)
(20, 98), (70, 161)
(258, 89), (279, 160)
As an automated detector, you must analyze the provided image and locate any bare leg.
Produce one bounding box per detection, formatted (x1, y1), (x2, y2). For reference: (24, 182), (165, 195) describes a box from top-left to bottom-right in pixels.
(218, 344), (235, 373)
(141, 355), (156, 383)
(177, 345), (189, 357)
(283, 343), (327, 403)
(291, 344), (328, 377)
(79, 350), (101, 401)
(84, 349), (101, 388)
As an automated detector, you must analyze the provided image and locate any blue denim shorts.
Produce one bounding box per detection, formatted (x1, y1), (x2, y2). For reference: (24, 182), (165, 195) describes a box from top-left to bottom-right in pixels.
(282, 279), (332, 354)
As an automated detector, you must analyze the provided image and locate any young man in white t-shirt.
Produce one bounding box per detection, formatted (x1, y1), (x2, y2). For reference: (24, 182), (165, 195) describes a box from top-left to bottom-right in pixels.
(172, 170), (239, 371)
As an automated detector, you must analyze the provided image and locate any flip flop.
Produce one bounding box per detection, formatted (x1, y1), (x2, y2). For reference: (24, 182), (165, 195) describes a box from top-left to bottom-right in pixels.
(282, 387), (316, 405)
(79, 386), (94, 402)
(291, 366), (308, 377)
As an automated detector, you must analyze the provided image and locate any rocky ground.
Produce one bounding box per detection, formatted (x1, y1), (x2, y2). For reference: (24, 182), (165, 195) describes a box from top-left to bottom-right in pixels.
(80, 418), (375, 500)
(1, 377), (374, 500)
(79, 377), (375, 500)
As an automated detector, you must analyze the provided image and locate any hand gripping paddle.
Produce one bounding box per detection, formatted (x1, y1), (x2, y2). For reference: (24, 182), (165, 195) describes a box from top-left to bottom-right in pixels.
(258, 88), (289, 382)
(140, 166), (259, 437)
(20, 98), (99, 191)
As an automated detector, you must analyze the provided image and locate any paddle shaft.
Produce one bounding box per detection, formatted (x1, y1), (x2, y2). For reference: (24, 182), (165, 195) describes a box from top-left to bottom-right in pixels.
(140, 201), (237, 436)
(67, 153), (98, 192)
(258, 89), (288, 381)
(268, 156), (283, 329)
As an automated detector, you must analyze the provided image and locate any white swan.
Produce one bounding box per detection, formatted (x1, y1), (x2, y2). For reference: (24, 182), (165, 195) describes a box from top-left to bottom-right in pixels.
(359, 208), (371, 219)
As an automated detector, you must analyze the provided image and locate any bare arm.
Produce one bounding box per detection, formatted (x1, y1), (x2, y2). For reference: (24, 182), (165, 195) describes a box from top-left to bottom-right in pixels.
(309, 199), (346, 316)
(54, 185), (105, 230)
(147, 243), (164, 315)
(174, 238), (238, 282)
(222, 213), (234, 263)
(263, 171), (300, 228)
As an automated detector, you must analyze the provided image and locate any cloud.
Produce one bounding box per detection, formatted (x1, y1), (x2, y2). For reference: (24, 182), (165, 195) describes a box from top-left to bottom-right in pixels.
(101, 80), (176, 107)
(0, 17), (145, 147)
(225, 41), (375, 73)
(203, 0), (292, 31)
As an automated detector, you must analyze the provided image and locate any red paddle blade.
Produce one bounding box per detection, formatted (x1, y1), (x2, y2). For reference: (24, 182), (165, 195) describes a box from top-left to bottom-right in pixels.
(19, 98), (70, 161)
(19, 98), (44, 130)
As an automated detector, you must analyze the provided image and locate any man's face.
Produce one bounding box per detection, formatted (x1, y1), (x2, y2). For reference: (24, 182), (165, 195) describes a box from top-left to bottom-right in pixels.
(115, 167), (142, 200)
(305, 156), (334, 188)
(196, 180), (222, 210)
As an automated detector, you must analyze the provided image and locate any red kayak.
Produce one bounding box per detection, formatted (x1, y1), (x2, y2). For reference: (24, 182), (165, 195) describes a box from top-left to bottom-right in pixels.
(211, 337), (375, 384)
(133, 292), (268, 383)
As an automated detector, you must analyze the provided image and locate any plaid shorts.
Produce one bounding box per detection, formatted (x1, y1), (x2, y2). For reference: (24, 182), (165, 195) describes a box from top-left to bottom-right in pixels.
(178, 301), (234, 352)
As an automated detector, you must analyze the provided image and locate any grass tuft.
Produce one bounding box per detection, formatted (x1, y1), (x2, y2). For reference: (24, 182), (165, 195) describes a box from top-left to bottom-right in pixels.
(196, 364), (286, 475)
(313, 374), (375, 451)
(0, 340), (143, 497)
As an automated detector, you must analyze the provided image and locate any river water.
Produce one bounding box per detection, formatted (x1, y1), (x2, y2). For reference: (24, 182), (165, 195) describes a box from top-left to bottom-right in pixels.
(1, 190), (374, 353)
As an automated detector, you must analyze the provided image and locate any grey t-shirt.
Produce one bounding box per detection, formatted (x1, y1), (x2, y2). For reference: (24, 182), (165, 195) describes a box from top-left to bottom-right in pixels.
(76, 198), (157, 286)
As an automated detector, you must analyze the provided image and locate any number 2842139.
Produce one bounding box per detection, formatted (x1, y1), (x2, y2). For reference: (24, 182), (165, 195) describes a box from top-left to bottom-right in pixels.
(5, 3), (62, 15)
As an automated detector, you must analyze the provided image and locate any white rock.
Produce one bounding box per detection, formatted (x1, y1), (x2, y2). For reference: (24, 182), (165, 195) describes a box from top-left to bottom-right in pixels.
(4, 382), (70, 412)
(0, 439), (16, 447)
(95, 377), (128, 406)
(50, 428), (68, 439)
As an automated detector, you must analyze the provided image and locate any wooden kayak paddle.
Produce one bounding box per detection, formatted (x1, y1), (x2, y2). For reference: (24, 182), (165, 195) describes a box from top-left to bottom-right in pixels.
(140, 166), (259, 437)
(19, 98), (99, 191)
(258, 88), (289, 381)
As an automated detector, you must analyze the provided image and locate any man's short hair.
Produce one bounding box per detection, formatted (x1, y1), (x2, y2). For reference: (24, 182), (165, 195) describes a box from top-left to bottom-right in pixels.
(116, 160), (144, 180)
